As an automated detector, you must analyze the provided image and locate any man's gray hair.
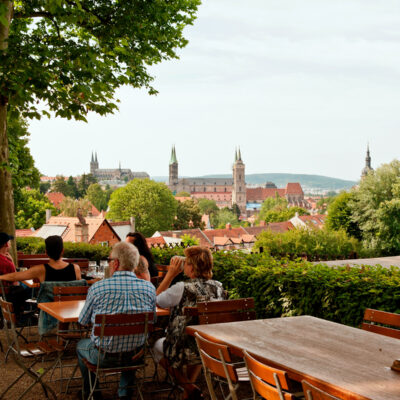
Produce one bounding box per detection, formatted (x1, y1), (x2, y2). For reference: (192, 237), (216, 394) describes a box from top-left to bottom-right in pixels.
(111, 241), (139, 271)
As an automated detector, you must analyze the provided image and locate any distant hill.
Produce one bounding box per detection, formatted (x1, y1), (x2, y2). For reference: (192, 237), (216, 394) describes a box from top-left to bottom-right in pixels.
(151, 173), (357, 192)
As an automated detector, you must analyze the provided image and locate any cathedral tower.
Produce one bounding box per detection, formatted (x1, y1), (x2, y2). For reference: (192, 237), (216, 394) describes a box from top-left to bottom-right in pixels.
(90, 152), (99, 174)
(361, 144), (373, 179)
(232, 147), (246, 214)
(169, 145), (179, 187)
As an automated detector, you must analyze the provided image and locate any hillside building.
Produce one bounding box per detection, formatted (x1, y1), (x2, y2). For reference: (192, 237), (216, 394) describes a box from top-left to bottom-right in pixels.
(361, 145), (373, 179)
(90, 152), (149, 182)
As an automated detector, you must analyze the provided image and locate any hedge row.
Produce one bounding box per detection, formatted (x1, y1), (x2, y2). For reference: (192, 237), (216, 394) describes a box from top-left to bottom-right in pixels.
(17, 237), (110, 262)
(254, 228), (361, 261)
(16, 238), (400, 327)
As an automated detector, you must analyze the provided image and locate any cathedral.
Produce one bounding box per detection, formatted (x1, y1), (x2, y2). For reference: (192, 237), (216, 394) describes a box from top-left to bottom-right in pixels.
(168, 146), (247, 213)
(90, 152), (149, 182)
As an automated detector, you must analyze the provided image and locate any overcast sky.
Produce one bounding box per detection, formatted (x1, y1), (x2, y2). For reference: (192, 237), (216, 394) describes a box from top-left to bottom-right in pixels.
(28, 0), (400, 181)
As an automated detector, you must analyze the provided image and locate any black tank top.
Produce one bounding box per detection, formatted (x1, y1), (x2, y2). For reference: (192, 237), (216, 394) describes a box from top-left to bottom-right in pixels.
(44, 263), (76, 281)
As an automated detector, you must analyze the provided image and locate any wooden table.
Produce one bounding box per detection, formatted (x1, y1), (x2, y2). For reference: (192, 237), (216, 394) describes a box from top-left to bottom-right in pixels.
(38, 300), (169, 323)
(186, 316), (400, 400)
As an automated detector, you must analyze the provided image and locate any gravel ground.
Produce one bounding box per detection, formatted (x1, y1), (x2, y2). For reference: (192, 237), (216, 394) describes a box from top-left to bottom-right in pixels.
(0, 327), (253, 400)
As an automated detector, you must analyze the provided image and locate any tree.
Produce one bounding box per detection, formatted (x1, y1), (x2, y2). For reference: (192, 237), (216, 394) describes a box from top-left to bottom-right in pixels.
(176, 191), (190, 197)
(181, 234), (199, 247)
(39, 181), (51, 194)
(58, 197), (93, 217)
(8, 115), (40, 209)
(212, 208), (239, 229)
(326, 192), (361, 238)
(231, 203), (241, 219)
(197, 199), (219, 216)
(51, 176), (71, 197)
(0, 0), (200, 248)
(258, 196), (308, 223)
(107, 179), (177, 237)
(77, 173), (97, 198)
(15, 188), (56, 229)
(86, 183), (111, 212)
(66, 176), (79, 199)
(350, 160), (400, 255)
(173, 199), (203, 230)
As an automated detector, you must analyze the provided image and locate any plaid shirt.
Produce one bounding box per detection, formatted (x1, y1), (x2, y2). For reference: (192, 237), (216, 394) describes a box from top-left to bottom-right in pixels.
(79, 271), (156, 353)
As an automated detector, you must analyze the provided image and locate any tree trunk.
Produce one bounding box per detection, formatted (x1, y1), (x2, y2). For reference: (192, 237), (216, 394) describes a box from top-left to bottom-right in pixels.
(0, 1), (16, 263)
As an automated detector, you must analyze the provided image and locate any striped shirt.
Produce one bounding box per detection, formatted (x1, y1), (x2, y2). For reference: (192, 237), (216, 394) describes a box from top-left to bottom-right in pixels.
(79, 271), (156, 353)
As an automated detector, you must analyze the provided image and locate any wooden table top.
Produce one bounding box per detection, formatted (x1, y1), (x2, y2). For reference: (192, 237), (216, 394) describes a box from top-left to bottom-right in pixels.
(38, 300), (169, 323)
(186, 316), (400, 400)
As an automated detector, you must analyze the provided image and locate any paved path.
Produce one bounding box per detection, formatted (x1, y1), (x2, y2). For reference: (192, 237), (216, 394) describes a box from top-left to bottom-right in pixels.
(317, 256), (400, 269)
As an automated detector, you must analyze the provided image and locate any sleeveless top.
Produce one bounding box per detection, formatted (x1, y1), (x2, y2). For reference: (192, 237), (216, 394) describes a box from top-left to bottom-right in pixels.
(44, 263), (76, 282)
(163, 278), (226, 368)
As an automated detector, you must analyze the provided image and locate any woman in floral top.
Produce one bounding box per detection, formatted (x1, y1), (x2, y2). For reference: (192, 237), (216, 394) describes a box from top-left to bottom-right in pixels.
(154, 246), (226, 399)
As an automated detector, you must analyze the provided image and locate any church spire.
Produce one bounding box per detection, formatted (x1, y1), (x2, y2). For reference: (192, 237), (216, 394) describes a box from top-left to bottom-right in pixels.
(365, 143), (371, 168)
(234, 148), (238, 162)
(170, 145), (177, 165)
(237, 147), (242, 161)
(95, 152), (98, 163)
(91, 152), (94, 163)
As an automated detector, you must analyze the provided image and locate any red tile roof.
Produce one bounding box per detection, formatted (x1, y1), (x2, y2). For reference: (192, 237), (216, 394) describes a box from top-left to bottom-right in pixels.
(298, 214), (326, 228)
(146, 236), (167, 246)
(15, 229), (35, 237)
(45, 192), (66, 208)
(285, 183), (304, 195)
(246, 188), (285, 202)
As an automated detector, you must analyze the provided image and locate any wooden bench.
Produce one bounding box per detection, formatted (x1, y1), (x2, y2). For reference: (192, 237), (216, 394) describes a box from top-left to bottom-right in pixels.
(361, 308), (400, 339)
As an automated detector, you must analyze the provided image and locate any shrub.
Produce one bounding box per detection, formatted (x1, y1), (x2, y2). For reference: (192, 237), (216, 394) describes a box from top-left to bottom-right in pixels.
(254, 228), (360, 261)
(16, 237), (110, 262)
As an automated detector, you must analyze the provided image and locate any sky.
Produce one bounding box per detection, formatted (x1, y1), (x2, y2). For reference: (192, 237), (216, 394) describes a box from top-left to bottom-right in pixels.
(28, 0), (400, 181)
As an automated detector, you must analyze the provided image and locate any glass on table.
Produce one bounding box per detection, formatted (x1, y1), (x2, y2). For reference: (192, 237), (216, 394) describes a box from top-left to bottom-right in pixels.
(88, 261), (98, 277)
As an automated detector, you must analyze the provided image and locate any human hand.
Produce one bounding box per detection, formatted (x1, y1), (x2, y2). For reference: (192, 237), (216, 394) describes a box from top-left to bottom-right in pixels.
(168, 256), (185, 278)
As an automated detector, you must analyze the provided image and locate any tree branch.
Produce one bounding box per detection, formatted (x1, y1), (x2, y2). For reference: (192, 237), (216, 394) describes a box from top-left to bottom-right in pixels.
(13, 11), (53, 19)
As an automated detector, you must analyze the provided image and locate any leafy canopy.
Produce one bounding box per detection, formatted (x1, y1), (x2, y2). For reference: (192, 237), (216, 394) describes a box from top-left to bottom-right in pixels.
(107, 179), (177, 237)
(2, 0), (201, 120)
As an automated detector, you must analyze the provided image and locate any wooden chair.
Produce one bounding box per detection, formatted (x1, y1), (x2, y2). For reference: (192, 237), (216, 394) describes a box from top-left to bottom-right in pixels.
(0, 298), (63, 400)
(302, 380), (341, 400)
(82, 311), (155, 400)
(244, 350), (302, 400)
(196, 298), (256, 324)
(361, 308), (400, 339)
(195, 331), (249, 400)
(53, 285), (89, 302)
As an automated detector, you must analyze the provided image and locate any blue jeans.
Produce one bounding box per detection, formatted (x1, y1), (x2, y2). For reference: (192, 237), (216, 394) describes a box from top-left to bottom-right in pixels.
(76, 338), (141, 398)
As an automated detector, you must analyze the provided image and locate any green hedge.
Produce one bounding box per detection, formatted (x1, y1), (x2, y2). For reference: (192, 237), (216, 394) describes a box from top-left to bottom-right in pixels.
(17, 239), (400, 327)
(212, 251), (400, 326)
(17, 237), (110, 262)
(254, 228), (361, 261)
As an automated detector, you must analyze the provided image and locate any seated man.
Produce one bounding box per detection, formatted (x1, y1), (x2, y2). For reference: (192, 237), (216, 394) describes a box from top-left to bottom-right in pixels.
(77, 242), (156, 400)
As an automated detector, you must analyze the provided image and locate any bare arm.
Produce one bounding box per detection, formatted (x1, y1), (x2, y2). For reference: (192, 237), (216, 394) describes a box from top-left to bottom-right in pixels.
(74, 264), (82, 280)
(0, 265), (45, 282)
(156, 258), (183, 295)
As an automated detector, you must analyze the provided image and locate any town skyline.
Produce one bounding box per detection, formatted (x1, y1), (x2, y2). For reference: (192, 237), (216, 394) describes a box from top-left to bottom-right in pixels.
(27, 0), (400, 181)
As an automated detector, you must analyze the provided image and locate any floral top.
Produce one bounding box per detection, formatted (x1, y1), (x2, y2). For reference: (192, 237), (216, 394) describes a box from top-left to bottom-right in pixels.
(163, 278), (226, 368)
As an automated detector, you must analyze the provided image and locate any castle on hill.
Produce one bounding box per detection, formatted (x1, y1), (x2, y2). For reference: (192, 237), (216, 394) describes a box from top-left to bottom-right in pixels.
(90, 152), (149, 182)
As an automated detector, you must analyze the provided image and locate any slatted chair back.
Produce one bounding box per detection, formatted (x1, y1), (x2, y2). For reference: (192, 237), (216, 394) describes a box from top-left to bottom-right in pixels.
(82, 312), (155, 400)
(53, 286), (89, 302)
(244, 350), (296, 400)
(302, 380), (342, 400)
(361, 308), (400, 339)
(94, 312), (155, 339)
(0, 298), (21, 357)
(195, 332), (244, 400)
(197, 298), (256, 324)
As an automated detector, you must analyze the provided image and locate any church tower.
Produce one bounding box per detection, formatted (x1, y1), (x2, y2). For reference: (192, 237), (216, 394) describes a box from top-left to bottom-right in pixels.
(169, 145), (179, 187)
(232, 147), (246, 214)
(361, 144), (373, 179)
(90, 152), (99, 174)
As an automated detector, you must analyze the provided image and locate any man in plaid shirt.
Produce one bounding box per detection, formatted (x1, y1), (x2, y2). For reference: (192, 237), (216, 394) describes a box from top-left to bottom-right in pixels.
(77, 241), (156, 400)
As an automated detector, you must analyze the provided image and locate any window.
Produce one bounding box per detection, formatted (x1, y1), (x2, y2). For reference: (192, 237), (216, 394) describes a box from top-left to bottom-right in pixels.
(214, 188), (216, 192)
(204, 187), (206, 192)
